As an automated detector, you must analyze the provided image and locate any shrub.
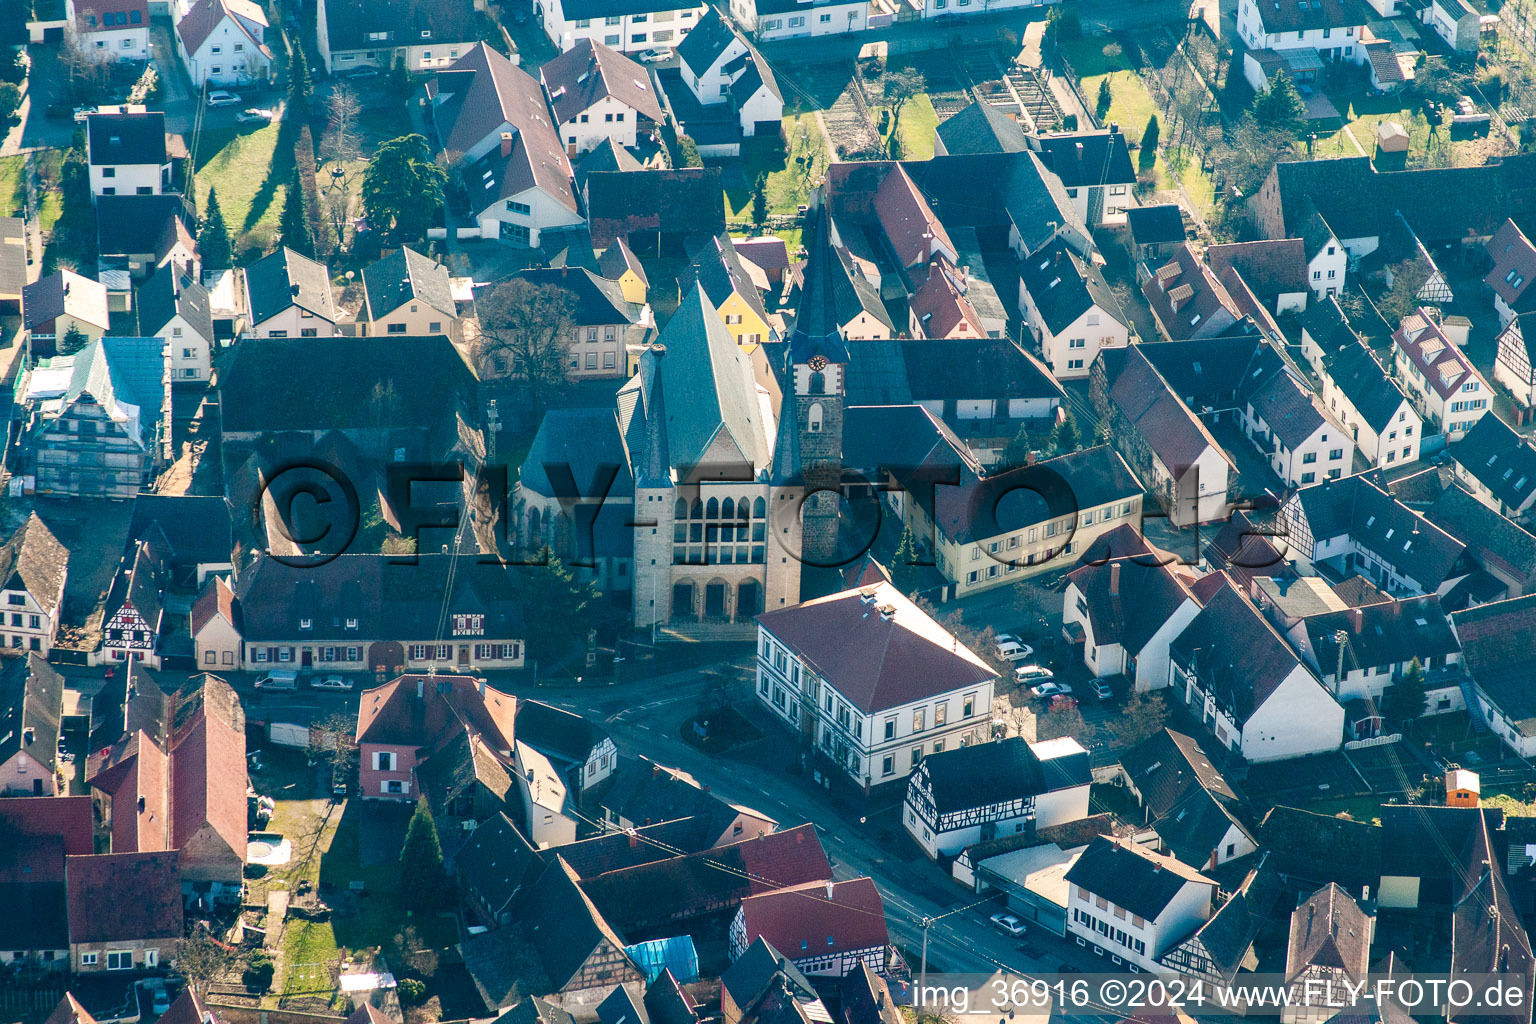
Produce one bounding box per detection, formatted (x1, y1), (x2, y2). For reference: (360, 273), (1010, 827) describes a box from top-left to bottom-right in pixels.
(398, 979), (427, 1006)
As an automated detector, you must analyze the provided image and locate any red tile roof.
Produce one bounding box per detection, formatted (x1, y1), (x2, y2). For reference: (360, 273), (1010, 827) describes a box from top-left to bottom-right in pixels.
(170, 708), (247, 862)
(0, 795), (95, 856)
(909, 260), (984, 339)
(736, 877), (889, 959)
(756, 581), (996, 714)
(1392, 308), (1486, 400)
(190, 574), (239, 634)
(871, 164), (954, 269)
(1485, 218), (1536, 309)
(66, 851), (182, 942)
(356, 673), (518, 753)
(42, 994), (98, 1024)
(73, 0), (150, 31)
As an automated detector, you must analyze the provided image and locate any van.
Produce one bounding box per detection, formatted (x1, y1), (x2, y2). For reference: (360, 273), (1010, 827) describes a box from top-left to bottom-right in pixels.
(254, 669), (299, 691)
(996, 640), (1032, 662)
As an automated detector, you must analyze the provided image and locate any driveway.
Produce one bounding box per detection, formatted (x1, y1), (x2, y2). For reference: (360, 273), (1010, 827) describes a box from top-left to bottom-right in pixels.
(0, 44), (79, 156)
(150, 18), (198, 134)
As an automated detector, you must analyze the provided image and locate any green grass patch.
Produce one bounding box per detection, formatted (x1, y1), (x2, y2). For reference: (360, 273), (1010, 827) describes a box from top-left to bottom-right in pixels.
(193, 122), (293, 242)
(1084, 70), (1157, 135)
(892, 94), (939, 161)
(721, 114), (829, 222)
(1058, 36), (1134, 79)
(1301, 795), (1385, 825)
(0, 156), (24, 218)
(35, 151), (64, 233)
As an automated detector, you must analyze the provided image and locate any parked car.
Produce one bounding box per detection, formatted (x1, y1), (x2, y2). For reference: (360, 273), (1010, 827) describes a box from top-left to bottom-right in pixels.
(310, 674), (354, 691)
(636, 48), (670, 63)
(151, 988), (171, 1016)
(990, 912), (1027, 936)
(207, 91), (241, 106)
(1015, 664), (1054, 683)
(1092, 680), (1114, 701)
(72, 106), (94, 123)
(339, 66), (380, 80)
(254, 669), (298, 691)
(1030, 680), (1072, 699)
(996, 640), (1034, 662)
(237, 107), (276, 122)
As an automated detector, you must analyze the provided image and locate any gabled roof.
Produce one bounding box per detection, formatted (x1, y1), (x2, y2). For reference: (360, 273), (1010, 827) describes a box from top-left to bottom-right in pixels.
(514, 699), (610, 768)
(543, 38), (663, 125)
(870, 163), (954, 268)
(355, 672), (517, 752)
(599, 987), (651, 1024)
(646, 969), (702, 1024)
(0, 513), (68, 617)
(363, 245), (456, 323)
(1020, 234), (1130, 335)
(0, 218), (23, 299)
(1378, 804), (1505, 884)
(66, 850), (182, 942)
(1324, 343), (1409, 433)
(1161, 859), (1281, 983)
(1452, 594), (1536, 732)
(599, 236), (648, 287)
(722, 937), (820, 1019)
(518, 857), (640, 990)
(844, 338), (1062, 408)
(22, 270), (110, 332)
(1449, 413), (1536, 512)
(0, 795), (94, 856)
(1121, 727), (1254, 868)
(601, 757), (776, 838)
(586, 167), (725, 247)
(96, 194), (194, 261)
(1287, 883), (1372, 981)
(244, 246), (336, 324)
(1292, 472), (1467, 588)
(177, 0), (272, 59)
(321, 0), (474, 52)
(1300, 594), (1460, 674)
(1258, 805), (1381, 891)
(547, 817), (718, 878)
(1099, 344), (1231, 472)
(137, 264), (214, 343)
(0, 653), (63, 774)
(736, 877), (889, 959)
(167, 674), (247, 862)
(190, 574), (239, 636)
(1428, 483), (1536, 582)
(1126, 204), (1185, 245)
(1067, 559), (1198, 660)
(456, 811), (542, 913)
(675, 6), (739, 78)
(1064, 835), (1215, 920)
(1031, 129), (1136, 188)
(126, 494), (233, 573)
(935, 101), (1029, 155)
(909, 259), (983, 337)
(1450, 810), (1536, 1024)
(1486, 218), (1536, 312)
(681, 234), (770, 329)
(87, 110), (167, 166)
(1141, 243), (1242, 340)
(756, 579), (996, 713)
(43, 995), (98, 1024)
(1251, 0), (1371, 38)
(575, 137), (644, 187)
(1206, 239), (1308, 303)
(914, 736), (1090, 816)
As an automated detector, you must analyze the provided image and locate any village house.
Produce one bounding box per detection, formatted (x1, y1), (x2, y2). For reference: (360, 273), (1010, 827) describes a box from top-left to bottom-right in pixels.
(1279, 472), (1471, 597)
(584, 166), (726, 254)
(137, 264), (214, 383)
(359, 245), (460, 341)
(0, 797), (92, 967)
(486, 266), (652, 378)
(1121, 728), (1258, 871)
(908, 258), (986, 339)
(932, 101), (1028, 157)
(1484, 218), (1536, 328)
(1448, 413), (1536, 520)
(1452, 595), (1536, 754)
(1494, 312), (1536, 408)
(1092, 344), (1233, 526)
(1236, 0), (1371, 90)
(1064, 835), (1218, 973)
(18, 336), (171, 500)
(1422, 0), (1481, 52)
(681, 234), (773, 346)
(0, 655), (64, 796)
(316, 0), (477, 72)
(1377, 804), (1504, 908)
(1282, 884), (1374, 1023)
(902, 736), (1092, 858)
(85, 110), (176, 199)
(1029, 129), (1137, 227)
(1019, 235), (1132, 380)
(536, 0), (705, 54)
(0, 514), (69, 658)
(600, 756), (778, 844)
(69, 0), (150, 60)
(1392, 309), (1491, 440)
(1167, 578), (1346, 762)
(355, 673), (516, 800)
(1206, 239), (1309, 314)
(95, 194), (197, 291)
(98, 542), (164, 667)
(1141, 243), (1243, 342)
(173, 0), (272, 85)
(1319, 343), (1421, 469)
(22, 270), (111, 355)
(1062, 557), (1203, 692)
(1240, 360), (1355, 488)
(672, 9), (783, 145)
(720, 938), (827, 1024)
(541, 39), (665, 155)
(756, 579), (997, 788)
(729, 0), (867, 38)
(429, 45), (583, 248)
(65, 851), (181, 971)
(1126, 205), (1186, 266)
(242, 247), (339, 338)
(728, 877), (891, 978)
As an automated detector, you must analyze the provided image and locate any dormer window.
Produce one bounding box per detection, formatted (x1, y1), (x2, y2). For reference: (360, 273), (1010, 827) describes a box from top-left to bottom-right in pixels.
(420, 28), (431, 37)
(300, 617), (312, 630)
(346, 617), (358, 629)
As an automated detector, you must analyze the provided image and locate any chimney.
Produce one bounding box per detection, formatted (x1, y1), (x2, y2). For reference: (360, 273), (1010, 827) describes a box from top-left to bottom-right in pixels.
(417, 677), (425, 698)
(1110, 561), (1120, 596)
(1110, 122), (1120, 134)
(1351, 606), (1362, 630)
(826, 880), (835, 899)
(500, 131), (514, 158)
(1075, 142), (1084, 163)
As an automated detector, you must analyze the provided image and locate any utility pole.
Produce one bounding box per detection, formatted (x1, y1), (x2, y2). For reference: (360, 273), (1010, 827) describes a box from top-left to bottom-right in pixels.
(919, 916), (932, 999)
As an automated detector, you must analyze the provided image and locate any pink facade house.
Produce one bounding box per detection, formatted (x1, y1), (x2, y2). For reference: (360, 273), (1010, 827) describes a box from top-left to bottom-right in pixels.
(355, 674), (517, 800)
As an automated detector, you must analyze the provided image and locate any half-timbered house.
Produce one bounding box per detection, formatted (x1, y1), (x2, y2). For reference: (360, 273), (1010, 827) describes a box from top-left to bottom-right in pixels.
(1156, 859), (1281, 985)
(1064, 836), (1217, 973)
(728, 877), (891, 978)
(97, 542), (164, 667)
(1280, 883), (1373, 1024)
(0, 513), (70, 657)
(902, 736), (1091, 859)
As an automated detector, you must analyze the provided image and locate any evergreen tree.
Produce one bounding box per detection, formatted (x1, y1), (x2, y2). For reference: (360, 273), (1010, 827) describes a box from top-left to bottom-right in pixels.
(1251, 71), (1306, 133)
(751, 173), (768, 228)
(198, 187), (233, 270)
(519, 546), (599, 666)
(361, 134), (447, 240)
(279, 167), (313, 257)
(1003, 423), (1032, 469)
(1052, 412), (1082, 454)
(287, 44), (312, 113)
(398, 798), (450, 915)
(1096, 78), (1113, 122)
(60, 323), (87, 355)
(1139, 114), (1160, 170)
(890, 525), (920, 596)
(1384, 657), (1428, 723)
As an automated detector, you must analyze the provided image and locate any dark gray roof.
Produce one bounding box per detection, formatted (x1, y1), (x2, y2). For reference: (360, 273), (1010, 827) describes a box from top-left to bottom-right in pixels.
(936, 101), (1029, 155)
(681, 234), (770, 329)
(676, 6), (738, 77)
(1324, 343), (1407, 433)
(721, 937), (817, 1016)
(95, 194), (193, 261)
(598, 236), (647, 287)
(363, 246), (456, 323)
(1019, 234), (1129, 335)
(136, 264), (213, 343)
(516, 857), (638, 990)
(0, 654), (64, 774)
(456, 811), (543, 914)
(576, 138), (644, 188)
(1120, 727), (1252, 869)
(1301, 594), (1460, 675)
(914, 736), (1088, 815)
(1066, 561), (1197, 662)
(586, 167), (725, 248)
(1449, 413), (1536, 512)
(645, 970), (700, 1024)
(560, 0), (700, 19)
(542, 38), (664, 126)
(1064, 835), (1214, 920)
(1258, 805), (1381, 891)
(598, 986), (651, 1024)
(1031, 130), (1136, 188)
(0, 513), (69, 618)
(126, 495), (233, 573)
(1163, 860), (1281, 984)
(319, 0), (474, 53)
(1379, 805), (1504, 890)
(0, 218), (24, 298)
(494, 998), (576, 1024)
(902, 151), (1089, 257)
(1427, 484), (1536, 581)
(1287, 883), (1372, 980)
(1452, 595), (1536, 732)
(1293, 473), (1467, 588)
(842, 404), (968, 479)
(243, 246), (336, 324)
(1126, 204), (1185, 245)
(1099, 345), (1229, 471)
(514, 699), (610, 769)
(496, 266), (644, 327)
(87, 111), (167, 166)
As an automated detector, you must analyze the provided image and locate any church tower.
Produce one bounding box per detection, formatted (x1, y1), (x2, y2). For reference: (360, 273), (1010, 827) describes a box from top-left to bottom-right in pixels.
(781, 200), (847, 567)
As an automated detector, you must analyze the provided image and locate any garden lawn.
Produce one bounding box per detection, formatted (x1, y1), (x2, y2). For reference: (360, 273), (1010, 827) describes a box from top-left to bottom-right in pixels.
(1090, 71), (1158, 135)
(721, 113), (828, 226)
(0, 156), (24, 218)
(892, 94), (939, 160)
(35, 151), (64, 233)
(193, 122), (293, 241)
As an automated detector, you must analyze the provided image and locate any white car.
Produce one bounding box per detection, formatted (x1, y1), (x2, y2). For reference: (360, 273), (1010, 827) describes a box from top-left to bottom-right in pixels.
(996, 640), (1034, 662)
(1015, 663), (1053, 683)
(1031, 681), (1073, 699)
(207, 91), (241, 107)
(990, 912), (1026, 936)
(310, 675), (354, 691)
(237, 107), (276, 122)
(636, 48), (671, 63)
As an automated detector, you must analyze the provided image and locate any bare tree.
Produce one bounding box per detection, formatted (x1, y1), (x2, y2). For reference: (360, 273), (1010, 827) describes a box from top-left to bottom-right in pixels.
(472, 279), (579, 407)
(176, 927), (239, 996)
(307, 711), (358, 784)
(322, 86), (362, 165)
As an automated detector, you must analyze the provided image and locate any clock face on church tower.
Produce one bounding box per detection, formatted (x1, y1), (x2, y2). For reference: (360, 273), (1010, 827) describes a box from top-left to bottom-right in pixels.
(808, 355), (828, 371)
